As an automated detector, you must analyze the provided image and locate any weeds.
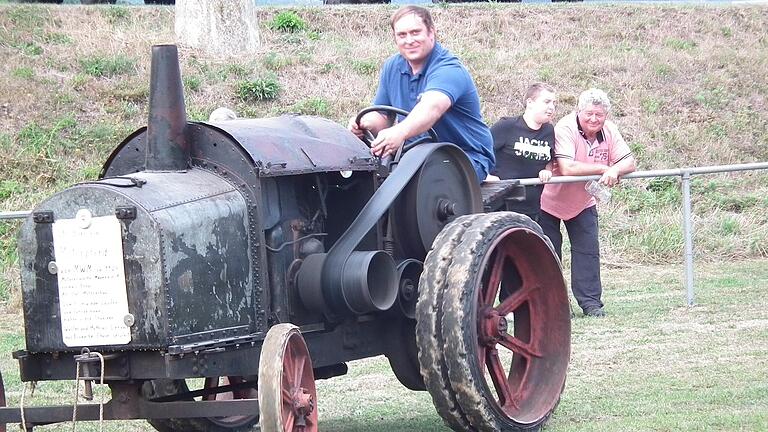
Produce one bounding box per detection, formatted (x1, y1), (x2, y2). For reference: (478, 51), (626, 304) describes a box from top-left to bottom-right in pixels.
(219, 63), (250, 79)
(263, 52), (293, 71)
(17, 116), (77, 158)
(183, 75), (202, 92)
(0, 181), (23, 200)
(269, 11), (307, 33)
(237, 77), (281, 102)
(287, 98), (331, 117)
(80, 55), (136, 78)
(11, 66), (33, 79)
(720, 216), (740, 235)
(319, 63), (336, 74)
(70, 73), (88, 90)
(641, 97), (661, 114)
(538, 66), (555, 82)
(664, 37), (697, 50)
(111, 81), (149, 102)
(7, 6), (45, 28)
(350, 60), (377, 76)
(19, 41), (42, 56)
(653, 63), (673, 78)
(0, 223), (20, 302)
(102, 6), (131, 24)
(695, 87), (727, 109)
(41, 32), (71, 45)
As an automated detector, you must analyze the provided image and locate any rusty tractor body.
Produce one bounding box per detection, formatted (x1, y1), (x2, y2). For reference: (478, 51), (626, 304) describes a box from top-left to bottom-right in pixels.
(0, 45), (571, 432)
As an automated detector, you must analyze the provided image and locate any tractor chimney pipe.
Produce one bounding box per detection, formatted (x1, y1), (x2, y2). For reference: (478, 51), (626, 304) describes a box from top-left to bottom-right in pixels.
(145, 44), (189, 171)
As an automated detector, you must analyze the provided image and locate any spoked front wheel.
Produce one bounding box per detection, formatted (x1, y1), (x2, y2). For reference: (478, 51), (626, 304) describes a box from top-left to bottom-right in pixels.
(417, 212), (571, 431)
(258, 323), (318, 432)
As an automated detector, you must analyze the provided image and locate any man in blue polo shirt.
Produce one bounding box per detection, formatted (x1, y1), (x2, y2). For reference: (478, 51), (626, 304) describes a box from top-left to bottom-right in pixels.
(348, 5), (495, 182)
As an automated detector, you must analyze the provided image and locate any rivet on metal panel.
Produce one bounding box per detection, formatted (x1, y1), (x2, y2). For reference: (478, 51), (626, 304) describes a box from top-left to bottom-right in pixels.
(123, 314), (135, 327)
(76, 209), (92, 229)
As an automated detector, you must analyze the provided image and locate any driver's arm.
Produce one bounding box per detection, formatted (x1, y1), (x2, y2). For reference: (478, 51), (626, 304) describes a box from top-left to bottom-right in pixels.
(348, 111), (389, 139)
(370, 91), (451, 157)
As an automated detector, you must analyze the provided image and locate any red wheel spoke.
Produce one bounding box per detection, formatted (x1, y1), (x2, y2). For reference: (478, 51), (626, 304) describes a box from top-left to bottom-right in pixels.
(284, 348), (296, 387)
(294, 354), (306, 388)
(499, 334), (541, 359)
(496, 284), (538, 315)
(483, 250), (507, 306)
(486, 349), (515, 408)
(282, 388), (292, 403)
(477, 345), (487, 371)
(284, 412), (295, 431)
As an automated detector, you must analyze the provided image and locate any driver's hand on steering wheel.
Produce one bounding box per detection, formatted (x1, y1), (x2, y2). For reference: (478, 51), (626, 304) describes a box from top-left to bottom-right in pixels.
(370, 126), (407, 158)
(347, 117), (366, 139)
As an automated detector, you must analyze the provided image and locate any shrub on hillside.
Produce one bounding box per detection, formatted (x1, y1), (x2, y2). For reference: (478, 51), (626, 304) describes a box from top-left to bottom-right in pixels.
(269, 11), (307, 33)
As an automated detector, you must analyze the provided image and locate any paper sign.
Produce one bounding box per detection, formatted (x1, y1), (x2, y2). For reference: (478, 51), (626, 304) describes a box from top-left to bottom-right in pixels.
(52, 210), (132, 346)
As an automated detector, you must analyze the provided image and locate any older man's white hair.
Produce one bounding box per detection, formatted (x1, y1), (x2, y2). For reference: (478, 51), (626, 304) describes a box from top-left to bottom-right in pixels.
(208, 107), (238, 122)
(577, 88), (611, 112)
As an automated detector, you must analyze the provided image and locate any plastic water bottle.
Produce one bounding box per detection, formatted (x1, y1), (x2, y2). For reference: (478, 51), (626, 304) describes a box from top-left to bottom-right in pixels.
(585, 180), (612, 204)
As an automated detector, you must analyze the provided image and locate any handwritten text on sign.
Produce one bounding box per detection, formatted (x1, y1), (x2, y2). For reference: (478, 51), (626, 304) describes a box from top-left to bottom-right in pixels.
(52, 210), (131, 346)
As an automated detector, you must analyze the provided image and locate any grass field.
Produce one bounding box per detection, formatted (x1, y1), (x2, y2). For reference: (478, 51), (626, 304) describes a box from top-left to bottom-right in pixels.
(0, 259), (765, 431)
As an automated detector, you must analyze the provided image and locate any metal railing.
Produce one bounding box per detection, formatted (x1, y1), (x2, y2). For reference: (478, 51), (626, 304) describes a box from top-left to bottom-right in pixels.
(2, 161), (768, 305)
(515, 161), (768, 306)
(0, 211), (30, 220)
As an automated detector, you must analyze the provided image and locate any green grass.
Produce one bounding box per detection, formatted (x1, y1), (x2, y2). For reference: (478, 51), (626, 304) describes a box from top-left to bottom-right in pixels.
(286, 97), (331, 117)
(0, 261), (764, 431)
(11, 66), (33, 79)
(79, 55), (136, 78)
(262, 52), (293, 71)
(237, 77), (281, 102)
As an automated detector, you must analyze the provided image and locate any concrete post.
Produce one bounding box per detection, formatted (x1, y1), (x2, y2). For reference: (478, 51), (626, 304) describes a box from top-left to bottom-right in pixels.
(175, 0), (260, 57)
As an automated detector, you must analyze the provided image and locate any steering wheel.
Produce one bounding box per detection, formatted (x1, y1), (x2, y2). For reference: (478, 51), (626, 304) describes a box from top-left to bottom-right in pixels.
(354, 105), (439, 160)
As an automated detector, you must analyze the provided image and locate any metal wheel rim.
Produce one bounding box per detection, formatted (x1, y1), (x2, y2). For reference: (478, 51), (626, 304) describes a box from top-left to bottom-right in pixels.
(280, 335), (317, 431)
(260, 325), (318, 432)
(472, 227), (570, 425)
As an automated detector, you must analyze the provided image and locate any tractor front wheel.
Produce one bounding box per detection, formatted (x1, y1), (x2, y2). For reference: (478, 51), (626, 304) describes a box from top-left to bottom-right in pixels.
(258, 323), (318, 432)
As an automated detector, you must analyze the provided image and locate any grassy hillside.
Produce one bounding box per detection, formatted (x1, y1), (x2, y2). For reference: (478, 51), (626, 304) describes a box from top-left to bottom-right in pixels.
(0, 3), (767, 305)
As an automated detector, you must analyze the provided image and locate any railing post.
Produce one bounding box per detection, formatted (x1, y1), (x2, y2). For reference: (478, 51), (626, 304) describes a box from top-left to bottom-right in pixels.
(681, 171), (695, 306)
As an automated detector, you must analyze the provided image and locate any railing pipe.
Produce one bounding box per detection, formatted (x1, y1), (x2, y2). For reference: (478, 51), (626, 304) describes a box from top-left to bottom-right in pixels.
(516, 161), (768, 186)
(0, 211), (30, 220)
(511, 161), (768, 308)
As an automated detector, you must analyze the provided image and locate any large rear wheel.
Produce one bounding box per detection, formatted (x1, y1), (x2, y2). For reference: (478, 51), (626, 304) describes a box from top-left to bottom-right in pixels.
(417, 212), (571, 431)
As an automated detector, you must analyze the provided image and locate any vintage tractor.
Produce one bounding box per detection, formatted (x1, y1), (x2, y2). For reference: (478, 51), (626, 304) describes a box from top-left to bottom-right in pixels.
(0, 45), (570, 432)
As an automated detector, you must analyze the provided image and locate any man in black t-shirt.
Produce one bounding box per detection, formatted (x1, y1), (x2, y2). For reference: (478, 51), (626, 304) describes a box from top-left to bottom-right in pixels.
(491, 83), (557, 221)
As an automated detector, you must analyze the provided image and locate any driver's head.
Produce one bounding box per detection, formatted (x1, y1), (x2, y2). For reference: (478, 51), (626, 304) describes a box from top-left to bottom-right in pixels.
(390, 6), (436, 68)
